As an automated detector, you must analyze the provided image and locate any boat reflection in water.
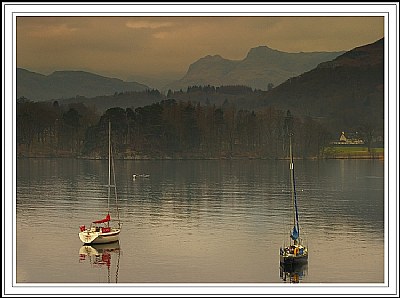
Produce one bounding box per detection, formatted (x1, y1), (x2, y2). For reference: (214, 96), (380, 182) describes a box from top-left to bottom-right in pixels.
(279, 262), (308, 283)
(79, 241), (121, 283)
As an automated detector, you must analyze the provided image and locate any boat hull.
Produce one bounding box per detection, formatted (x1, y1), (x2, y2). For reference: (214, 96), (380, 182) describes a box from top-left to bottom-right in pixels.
(79, 229), (120, 244)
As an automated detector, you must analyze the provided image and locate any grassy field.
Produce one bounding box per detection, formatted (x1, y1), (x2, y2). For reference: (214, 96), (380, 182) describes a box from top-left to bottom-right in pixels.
(322, 146), (384, 159)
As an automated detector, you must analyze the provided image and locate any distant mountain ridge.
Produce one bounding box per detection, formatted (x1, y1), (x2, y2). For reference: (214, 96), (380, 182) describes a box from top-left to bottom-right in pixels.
(17, 68), (149, 101)
(165, 45), (345, 91)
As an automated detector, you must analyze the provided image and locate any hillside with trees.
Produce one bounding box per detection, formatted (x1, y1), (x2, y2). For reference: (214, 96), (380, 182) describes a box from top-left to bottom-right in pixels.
(257, 38), (384, 146)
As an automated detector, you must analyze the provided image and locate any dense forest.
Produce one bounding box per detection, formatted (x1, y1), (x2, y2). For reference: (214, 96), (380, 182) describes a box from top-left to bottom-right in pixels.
(16, 92), (332, 159)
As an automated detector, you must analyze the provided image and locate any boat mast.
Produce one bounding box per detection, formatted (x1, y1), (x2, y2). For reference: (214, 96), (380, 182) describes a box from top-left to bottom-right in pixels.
(290, 133), (300, 238)
(109, 120), (121, 229)
(108, 121), (111, 215)
(289, 134), (296, 230)
(285, 110), (299, 242)
(111, 144), (121, 228)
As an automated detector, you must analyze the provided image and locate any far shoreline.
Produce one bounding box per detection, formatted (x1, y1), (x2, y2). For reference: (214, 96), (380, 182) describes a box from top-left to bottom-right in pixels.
(16, 154), (384, 161)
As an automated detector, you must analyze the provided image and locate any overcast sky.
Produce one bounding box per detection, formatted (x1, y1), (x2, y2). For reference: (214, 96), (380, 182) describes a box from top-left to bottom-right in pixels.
(16, 3), (384, 89)
(17, 14), (384, 85)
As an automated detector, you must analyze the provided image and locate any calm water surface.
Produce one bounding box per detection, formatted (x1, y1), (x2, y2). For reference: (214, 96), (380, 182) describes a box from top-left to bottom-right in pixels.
(16, 159), (384, 284)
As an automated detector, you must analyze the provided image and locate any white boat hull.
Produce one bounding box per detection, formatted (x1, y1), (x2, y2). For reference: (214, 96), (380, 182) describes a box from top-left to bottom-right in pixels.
(79, 229), (120, 244)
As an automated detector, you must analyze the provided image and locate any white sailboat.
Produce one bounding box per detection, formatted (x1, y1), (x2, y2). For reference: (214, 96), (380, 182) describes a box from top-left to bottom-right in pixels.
(280, 111), (308, 266)
(79, 121), (121, 244)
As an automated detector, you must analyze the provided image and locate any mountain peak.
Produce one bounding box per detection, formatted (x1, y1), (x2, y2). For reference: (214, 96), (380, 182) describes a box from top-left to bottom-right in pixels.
(199, 54), (225, 61)
(246, 45), (279, 58)
(187, 54), (235, 72)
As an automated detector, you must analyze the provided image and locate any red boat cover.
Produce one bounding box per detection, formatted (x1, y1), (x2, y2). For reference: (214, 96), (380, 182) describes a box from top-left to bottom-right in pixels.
(93, 213), (111, 224)
(102, 227), (111, 233)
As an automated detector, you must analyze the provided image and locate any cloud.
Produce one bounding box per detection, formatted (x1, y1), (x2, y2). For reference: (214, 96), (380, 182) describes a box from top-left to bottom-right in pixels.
(126, 20), (173, 29)
(22, 23), (78, 38)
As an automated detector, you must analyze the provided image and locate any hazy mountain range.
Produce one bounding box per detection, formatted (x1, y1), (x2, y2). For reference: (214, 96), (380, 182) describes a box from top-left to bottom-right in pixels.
(17, 45), (345, 101)
(17, 69), (149, 101)
(164, 46), (345, 91)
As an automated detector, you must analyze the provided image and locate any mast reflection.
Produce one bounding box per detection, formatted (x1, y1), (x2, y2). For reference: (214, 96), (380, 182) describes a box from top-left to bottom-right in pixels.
(79, 241), (121, 283)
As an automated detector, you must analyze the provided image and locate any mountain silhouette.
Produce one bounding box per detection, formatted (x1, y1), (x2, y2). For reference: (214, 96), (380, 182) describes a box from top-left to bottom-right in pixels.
(165, 45), (344, 91)
(17, 69), (149, 101)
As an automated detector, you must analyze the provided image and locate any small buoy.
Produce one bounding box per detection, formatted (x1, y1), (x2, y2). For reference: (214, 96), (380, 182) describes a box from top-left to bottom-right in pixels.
(133, 174), (149, 179)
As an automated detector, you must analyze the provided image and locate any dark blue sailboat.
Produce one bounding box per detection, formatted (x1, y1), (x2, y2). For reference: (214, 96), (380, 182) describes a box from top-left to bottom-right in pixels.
(280, 111), (308, 266)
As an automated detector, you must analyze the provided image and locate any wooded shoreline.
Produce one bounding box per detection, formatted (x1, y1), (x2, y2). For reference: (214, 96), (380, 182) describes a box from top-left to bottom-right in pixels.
(16, 151), (384, 160)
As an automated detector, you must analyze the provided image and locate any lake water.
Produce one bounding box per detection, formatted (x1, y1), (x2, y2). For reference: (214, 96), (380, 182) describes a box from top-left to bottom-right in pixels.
(15, 158), (385, 291)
